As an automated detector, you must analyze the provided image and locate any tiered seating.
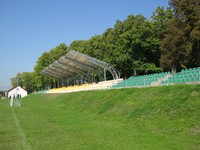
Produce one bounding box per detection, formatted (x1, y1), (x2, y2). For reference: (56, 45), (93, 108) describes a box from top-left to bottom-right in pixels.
(45, 79), (123, 94)
(46, 84), (90, 94)
(85, 79), (123, 90)
(37, 68), (200, 94)
(113, 72), (170, 88)
(161, 67), (200, 85)
(35, 90), (48, 94)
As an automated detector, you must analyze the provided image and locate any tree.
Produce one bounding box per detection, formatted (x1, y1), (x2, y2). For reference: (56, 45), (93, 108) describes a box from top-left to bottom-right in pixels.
(169, 0), (200, 67)
(68, 15), (163, 78)
(69, 40), (86, 53)
(160, 20), (190, 72)
(151, 6), (173, 39)
(49, 43), (68, 62)
(34, 43), (68, 90)
(11, 72), (37, 93)
(160, 0), (200, 71)
(34, 52), (52, 90)
(118, 15), (162, 76)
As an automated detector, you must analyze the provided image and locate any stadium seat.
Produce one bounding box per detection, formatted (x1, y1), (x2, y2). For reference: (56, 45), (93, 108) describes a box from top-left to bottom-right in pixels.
(112, 72), (171, 88)
(161, 67), (200, 85)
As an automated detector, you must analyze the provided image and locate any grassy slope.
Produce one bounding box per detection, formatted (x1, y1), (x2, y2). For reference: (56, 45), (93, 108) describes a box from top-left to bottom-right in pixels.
(0, 84), (200, 150)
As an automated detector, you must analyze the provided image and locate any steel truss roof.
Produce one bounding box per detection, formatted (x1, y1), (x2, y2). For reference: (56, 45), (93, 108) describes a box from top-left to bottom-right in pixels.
(42, 50), (120, 80)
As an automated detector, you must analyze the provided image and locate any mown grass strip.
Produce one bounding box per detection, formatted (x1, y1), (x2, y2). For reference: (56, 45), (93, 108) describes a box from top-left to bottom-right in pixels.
(12, 109), (31, 150)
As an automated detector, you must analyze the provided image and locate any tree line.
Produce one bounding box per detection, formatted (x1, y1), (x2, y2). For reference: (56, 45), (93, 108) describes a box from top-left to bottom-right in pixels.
(11, 0), (200, 93)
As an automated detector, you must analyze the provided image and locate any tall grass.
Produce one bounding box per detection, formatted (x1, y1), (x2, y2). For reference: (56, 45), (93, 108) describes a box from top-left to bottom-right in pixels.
(0, 84), (200, 149)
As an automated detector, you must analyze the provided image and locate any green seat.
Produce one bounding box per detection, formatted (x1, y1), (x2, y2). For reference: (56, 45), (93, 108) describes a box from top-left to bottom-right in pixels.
(180, 78), (185, 82)
(161, 81), (165, 84)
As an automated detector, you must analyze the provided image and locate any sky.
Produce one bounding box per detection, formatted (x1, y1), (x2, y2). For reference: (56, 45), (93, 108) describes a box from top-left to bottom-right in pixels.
(0, 0), (169, 91)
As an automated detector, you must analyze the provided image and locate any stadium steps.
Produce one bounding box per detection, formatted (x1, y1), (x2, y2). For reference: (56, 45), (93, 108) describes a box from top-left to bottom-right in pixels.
(160, 67), (200, 85)
(153, 74), (173, 86)
(112, 72), (171, 88)
(112, 67), (199, 88)
(82, 79), (123, 91)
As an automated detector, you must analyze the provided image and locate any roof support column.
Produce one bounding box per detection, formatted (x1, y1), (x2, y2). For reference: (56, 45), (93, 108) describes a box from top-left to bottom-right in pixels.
(104, 68), (106, 81)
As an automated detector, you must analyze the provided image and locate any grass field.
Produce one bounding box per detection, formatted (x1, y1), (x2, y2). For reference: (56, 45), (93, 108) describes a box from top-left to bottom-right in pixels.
(0, 84), (200, 150)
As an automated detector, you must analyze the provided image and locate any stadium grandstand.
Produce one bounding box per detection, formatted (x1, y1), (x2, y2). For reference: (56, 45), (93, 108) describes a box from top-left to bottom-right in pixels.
(113, 67), (200, 88)
(41, 50), (123, 93)
(39, 50), (200, 94)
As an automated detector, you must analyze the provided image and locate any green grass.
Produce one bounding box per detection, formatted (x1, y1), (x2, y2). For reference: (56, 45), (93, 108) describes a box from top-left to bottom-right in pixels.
(0, 84), (200, 150)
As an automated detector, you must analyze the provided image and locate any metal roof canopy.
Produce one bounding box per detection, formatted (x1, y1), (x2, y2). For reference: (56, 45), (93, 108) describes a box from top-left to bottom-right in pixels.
(42, 50), (120, 81)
